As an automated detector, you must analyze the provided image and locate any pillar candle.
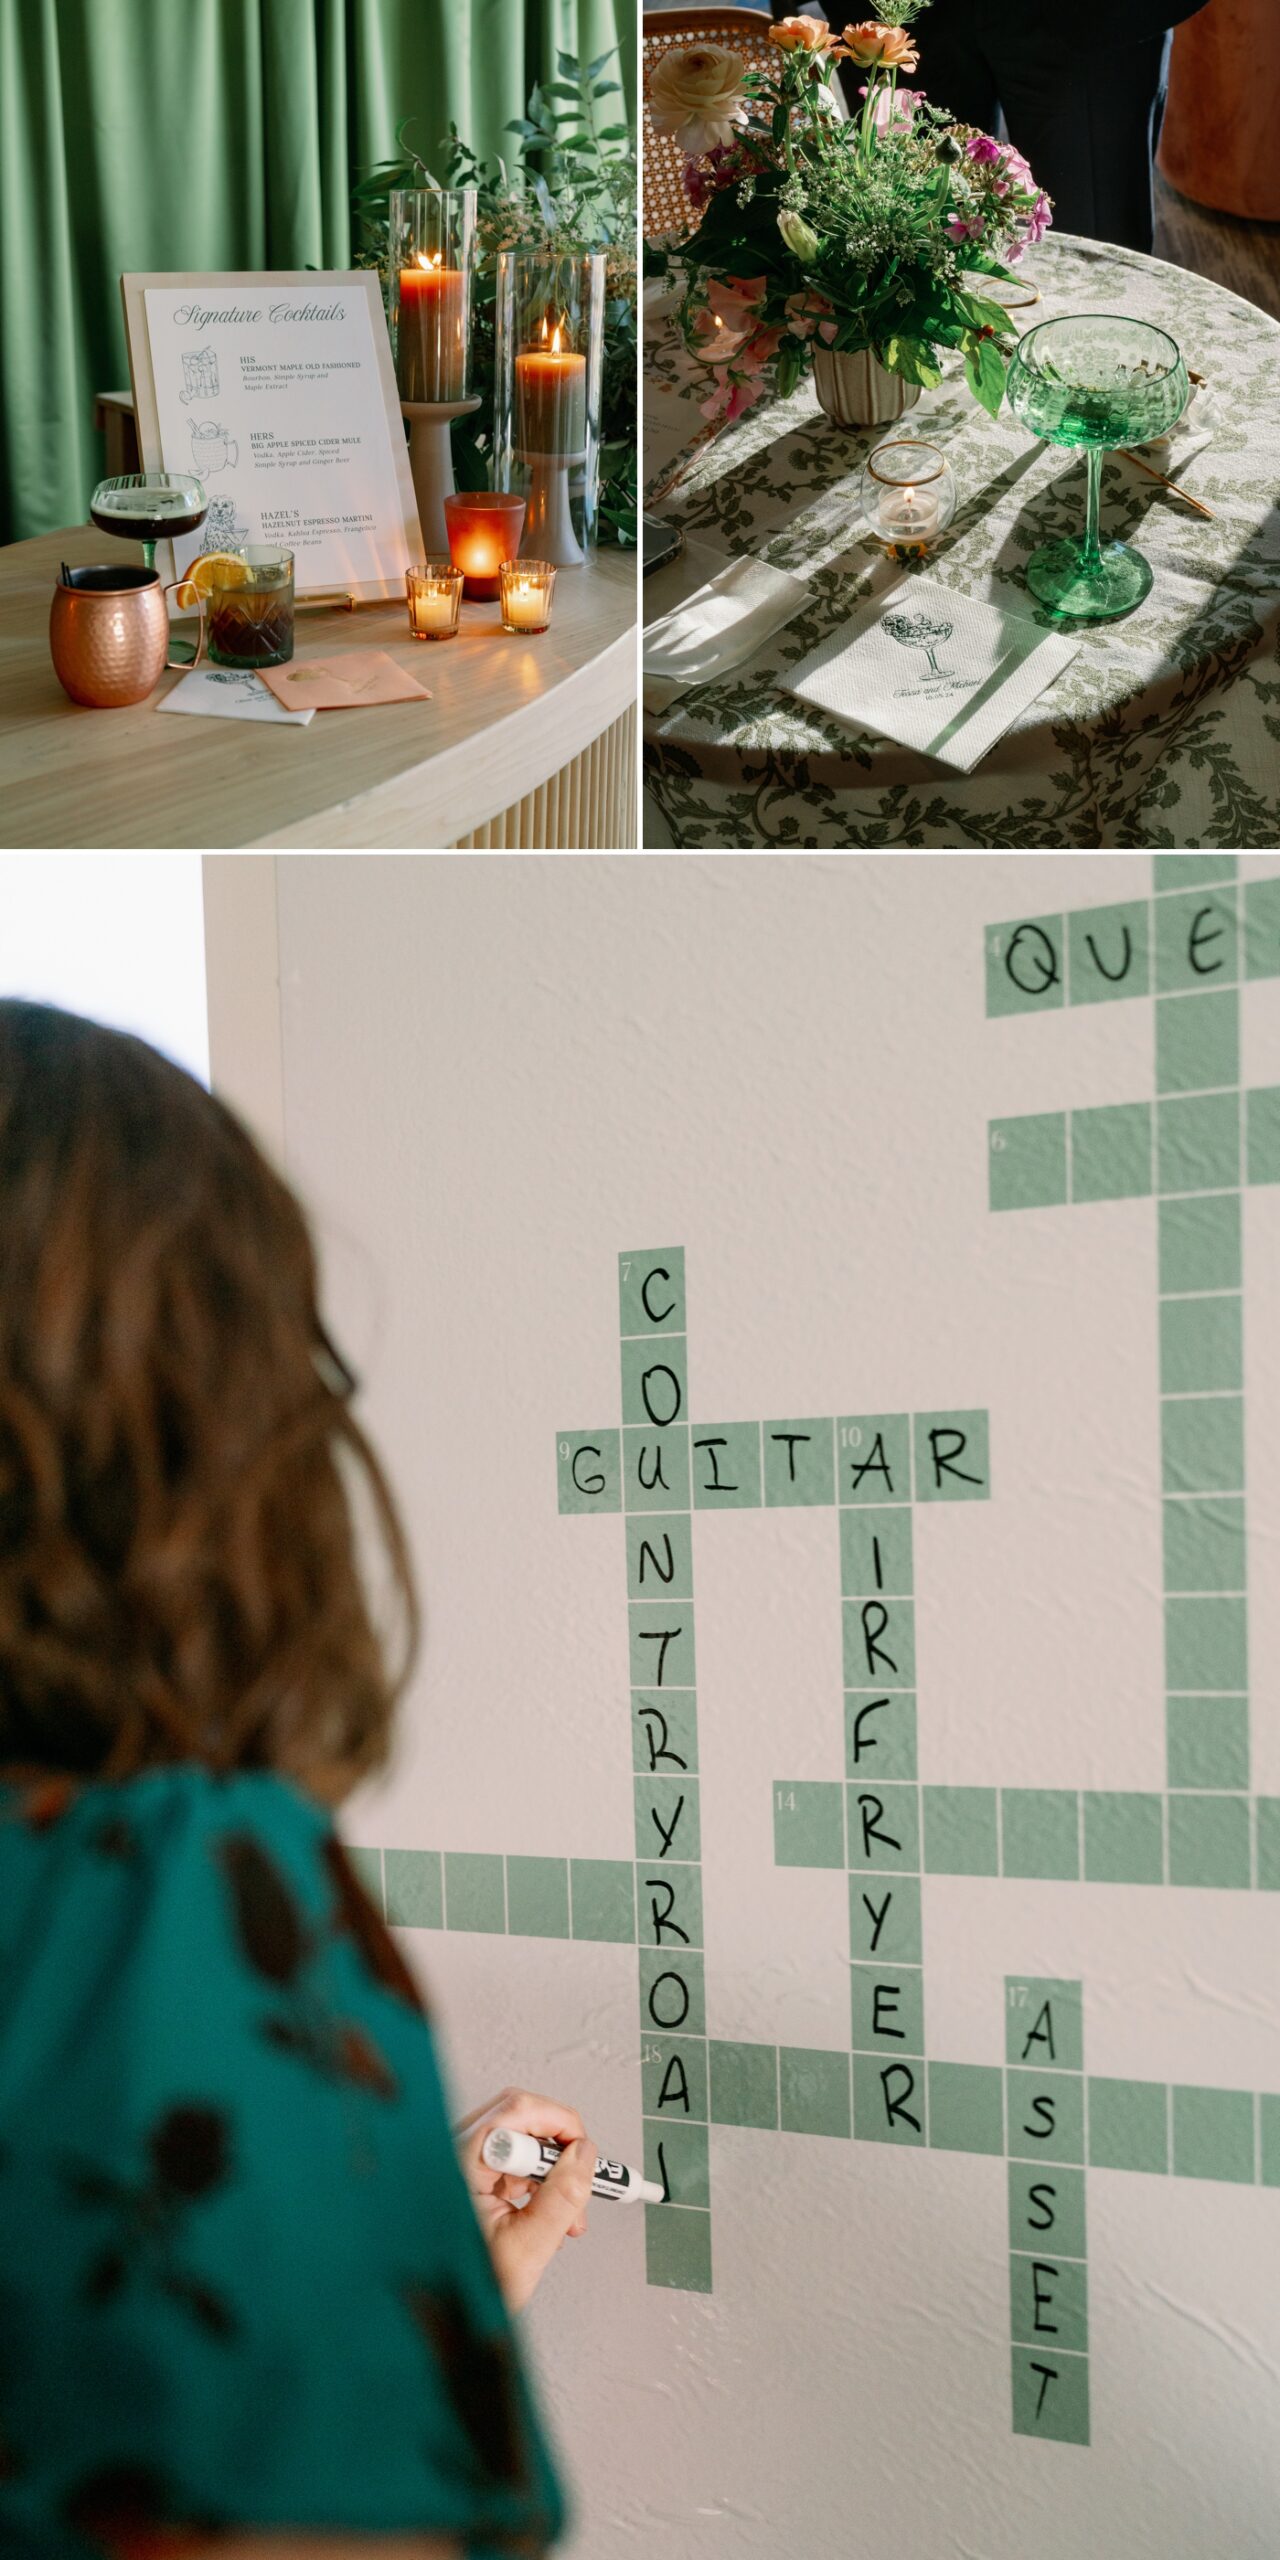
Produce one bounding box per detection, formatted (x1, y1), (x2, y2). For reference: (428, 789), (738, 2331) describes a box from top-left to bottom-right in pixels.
(515, 323), (588, 457)
(397, 254), (466, 403)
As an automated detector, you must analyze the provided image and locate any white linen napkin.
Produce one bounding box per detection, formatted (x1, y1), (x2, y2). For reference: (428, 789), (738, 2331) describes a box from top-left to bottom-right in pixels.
(157, 668), (315, 725)
(782, 575), (1079, 774)
(644, 552), (810, 714)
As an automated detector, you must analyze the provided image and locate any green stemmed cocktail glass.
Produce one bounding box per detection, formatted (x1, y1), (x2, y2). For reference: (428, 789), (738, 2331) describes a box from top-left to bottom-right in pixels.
(1007, 315), (1189, 620)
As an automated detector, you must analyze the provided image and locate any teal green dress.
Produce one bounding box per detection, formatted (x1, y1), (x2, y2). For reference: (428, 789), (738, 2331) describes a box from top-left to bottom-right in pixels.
(0, 1767), (565, 2559)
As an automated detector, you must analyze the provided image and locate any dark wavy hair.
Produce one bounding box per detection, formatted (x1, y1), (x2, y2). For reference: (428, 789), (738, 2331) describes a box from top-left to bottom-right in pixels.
(0, 1000), (418, 1794)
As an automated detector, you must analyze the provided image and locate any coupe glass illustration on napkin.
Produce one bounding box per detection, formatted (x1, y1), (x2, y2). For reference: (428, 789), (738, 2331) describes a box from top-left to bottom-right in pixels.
(783, 575), (1080, 774)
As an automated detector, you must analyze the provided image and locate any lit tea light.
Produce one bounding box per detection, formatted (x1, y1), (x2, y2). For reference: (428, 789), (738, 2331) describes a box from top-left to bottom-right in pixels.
(499, 557), (556, 634)
(405, 559), (464, 640)
(877, 481), (941, 545)
(860, 437), (956, 558)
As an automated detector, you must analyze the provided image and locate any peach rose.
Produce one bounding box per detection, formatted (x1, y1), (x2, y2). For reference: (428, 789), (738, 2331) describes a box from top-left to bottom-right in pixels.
(648, 42), (748, 156)
(769, 14), (835, 50)
(837, 21), (920, 71)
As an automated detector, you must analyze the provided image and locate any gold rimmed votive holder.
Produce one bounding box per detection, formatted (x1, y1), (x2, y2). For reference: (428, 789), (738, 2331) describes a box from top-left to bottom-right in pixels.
(406, 558), (464, 640)
(860, 438), (956, 560)
(499, 558), (556, 634)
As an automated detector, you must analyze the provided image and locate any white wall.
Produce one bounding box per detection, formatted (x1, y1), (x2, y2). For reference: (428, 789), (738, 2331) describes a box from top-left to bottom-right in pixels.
(262, 853), (1280, 2560)
(0, 853), (207, 1079)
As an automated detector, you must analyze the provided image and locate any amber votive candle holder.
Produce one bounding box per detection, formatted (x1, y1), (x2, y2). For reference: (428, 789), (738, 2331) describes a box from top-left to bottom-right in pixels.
(406, 558), (464, 640)
(499, 558), (556, 634)
(443, 491), (526, 600)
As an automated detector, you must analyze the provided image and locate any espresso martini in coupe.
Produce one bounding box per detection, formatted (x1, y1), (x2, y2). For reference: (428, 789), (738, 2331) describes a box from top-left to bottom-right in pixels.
(89, 471), (209, 570)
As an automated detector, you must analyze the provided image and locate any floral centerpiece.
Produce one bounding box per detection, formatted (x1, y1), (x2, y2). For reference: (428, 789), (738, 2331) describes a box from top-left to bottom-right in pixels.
(646, 2), (1050, 431)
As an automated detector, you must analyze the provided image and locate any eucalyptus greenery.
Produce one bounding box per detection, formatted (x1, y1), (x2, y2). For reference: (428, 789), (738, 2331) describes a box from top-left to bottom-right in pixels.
(351, 51), (636, 544)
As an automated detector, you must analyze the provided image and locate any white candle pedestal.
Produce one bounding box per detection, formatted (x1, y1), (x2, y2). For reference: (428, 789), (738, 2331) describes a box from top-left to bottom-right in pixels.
(520, 452), (586, 567)
(402, 398), (482, 553)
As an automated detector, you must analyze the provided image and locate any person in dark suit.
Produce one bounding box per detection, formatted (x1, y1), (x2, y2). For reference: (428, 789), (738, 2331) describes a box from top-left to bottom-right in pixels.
(771, 0), (1206, 253)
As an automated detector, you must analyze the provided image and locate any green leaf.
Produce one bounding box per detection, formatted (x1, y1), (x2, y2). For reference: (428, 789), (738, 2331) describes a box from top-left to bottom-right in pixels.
(556, 51), (579, 77)
(598, 124), (631, 141)
(963, 331), (1006, 417)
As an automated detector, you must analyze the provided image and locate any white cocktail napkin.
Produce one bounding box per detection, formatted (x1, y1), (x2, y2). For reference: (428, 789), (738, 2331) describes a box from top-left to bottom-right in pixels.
(644, 552), (810, 714)
(782, 575), (1079, 774)
(157, 668), (315, 725)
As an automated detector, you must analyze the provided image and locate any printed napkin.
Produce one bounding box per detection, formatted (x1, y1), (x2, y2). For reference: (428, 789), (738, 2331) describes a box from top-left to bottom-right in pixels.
(157, 668), (314, 726)
(644, 552), (810, 714)
(259, 651), (432, 710)
(782, 576), (1079, 774)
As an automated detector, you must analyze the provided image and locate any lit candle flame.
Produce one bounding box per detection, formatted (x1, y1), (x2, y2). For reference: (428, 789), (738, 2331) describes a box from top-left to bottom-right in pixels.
(415, 250), (442, 271)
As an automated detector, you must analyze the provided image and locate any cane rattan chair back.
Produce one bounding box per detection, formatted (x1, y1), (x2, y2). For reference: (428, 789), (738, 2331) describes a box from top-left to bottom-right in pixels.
(642, 9), (781, 243)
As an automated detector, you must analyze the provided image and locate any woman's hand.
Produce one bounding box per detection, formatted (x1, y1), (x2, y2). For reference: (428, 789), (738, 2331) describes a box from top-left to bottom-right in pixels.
(455, 2086), (596, 2314)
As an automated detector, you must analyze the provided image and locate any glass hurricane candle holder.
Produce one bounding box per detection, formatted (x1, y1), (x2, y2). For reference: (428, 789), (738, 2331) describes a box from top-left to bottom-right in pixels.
(406, 559), (464, 640)
(390, 188), (480, 554)
(444, 492), (527, 601)
(499, 558), (556, 634)
(494, 250), (605, 566)
(860, 439), (956, 559)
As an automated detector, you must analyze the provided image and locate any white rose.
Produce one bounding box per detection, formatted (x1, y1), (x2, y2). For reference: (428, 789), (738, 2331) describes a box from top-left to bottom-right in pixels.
(648, 43), (747, 157)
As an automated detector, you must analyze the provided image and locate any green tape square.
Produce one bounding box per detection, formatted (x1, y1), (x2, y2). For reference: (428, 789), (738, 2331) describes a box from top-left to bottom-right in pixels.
(1002, 1790), (1080, 1880)
(444, 1852), (505, 1933)
(632, 1689), (698, 1776)
(384, 1847), (442, 1929)
(1166, 1696), (1249, 1792)
(629, 1602), (696, 1691)
(636, 1862), (703, 1950)
(645, 2202), (712, 2292)
(1009, 2162), (1086, 2260)
(643, 2118), (709, 2207)
(1159, 1294), (1243, 1395)
(640, 1948), (705, 2039)
(843, 1597), (915, 1688)
(989, 1112), (1068, 1211)
(985, 914), (1065, 1016)
(1010, 2251), (1088, 2356)
(1154, 887), (1238, 993)
(635, 1774), (700, 1865)
(619, 1248), (685, 1338)
(691, 1422), (762, 1508)
(914, 1409), (990, 1501)
(928, 2061), (1003, 2155)
(505, 1857), (570, 1939)
(763, 1416), (835, 1506)
(1011, 2346), (1090, 2446)
(848, 1782), (920, 1872)
(1067, 898), (1149, 1005)
(1256, 1798), (1280, 1890)
(622, 1425), (690, 1513)
(837, 1413), (911, 1503)
(1088, 2076), (1168, 2173)
(1161, 1394), (1244, 1495)
(621, 1335), (688, 1431)
(627, 1514), (693, 1600)
(1246, 1085), (1280, 1185)
(1158, 1193), (1242, 1295)
(1172, 2084), (1255, 2182)
(1071, 1102), (1152, 1203)
(1083, 1791), (1164, 1884)
(557, 1428), (621, 1515)
(853, 2054), (926, 2145)
(840, 1505), (914, 1596)
(1155, 989), (1239, 1095)
(1157, 1092), (1240, 1193)
(923, 1784), (998, 1876)
(1006, 1980), (1083, 2074)
(1261, 2094), (1280, 2186)
(851, 1964), (924, 2057)
(1155, 857), (1238, 891)
(709, 2038), (778, 2128)
(345, 1845), (384, 1912)
(1165, 1594), (1248, 1691)
(846, 1691), (918, 1782)
(570, 1857), (635, 1942)
(780, 2046), (852, 2138)
(1006, 2070), (1085, 2164)
(1242, 874), (1280, 980)
(1167, 1792), (1251, 1888)
(641, 2033), (706, 2122)
(1162, 1494), (1246, 1593)
(773, 1779), (844, 1869)
(849, 1872), (923, 1962)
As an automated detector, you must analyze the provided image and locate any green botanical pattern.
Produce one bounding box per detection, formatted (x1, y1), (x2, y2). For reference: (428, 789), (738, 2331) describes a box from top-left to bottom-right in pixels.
(643, 235), (1280, 849)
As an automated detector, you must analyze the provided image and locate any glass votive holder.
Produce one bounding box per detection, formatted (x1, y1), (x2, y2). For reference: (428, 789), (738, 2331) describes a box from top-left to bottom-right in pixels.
(499, 558), (556, 634)
(406, 558), (464, 640)
(860, 439), (956, 560)
(444, 491), (526, 600)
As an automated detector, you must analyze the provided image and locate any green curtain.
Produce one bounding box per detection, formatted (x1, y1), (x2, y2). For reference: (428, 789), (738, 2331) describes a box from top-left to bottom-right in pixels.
(0, 0), (636, 542)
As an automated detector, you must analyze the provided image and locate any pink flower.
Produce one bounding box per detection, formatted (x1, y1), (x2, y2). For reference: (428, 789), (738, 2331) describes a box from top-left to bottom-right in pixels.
(966, 133), (1002, 165)
(818, 316), (839, 344)
(858, 78), (919, 130)
(946, 212), (985, 242)
(784, 288), (835, 340)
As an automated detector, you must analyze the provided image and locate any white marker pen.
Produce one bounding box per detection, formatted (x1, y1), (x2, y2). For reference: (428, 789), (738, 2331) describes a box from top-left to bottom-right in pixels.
(482, 2126), (665, 2204)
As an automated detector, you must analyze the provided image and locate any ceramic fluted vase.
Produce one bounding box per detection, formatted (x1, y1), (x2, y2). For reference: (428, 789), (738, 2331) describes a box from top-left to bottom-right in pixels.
(811, 347), (922, 428)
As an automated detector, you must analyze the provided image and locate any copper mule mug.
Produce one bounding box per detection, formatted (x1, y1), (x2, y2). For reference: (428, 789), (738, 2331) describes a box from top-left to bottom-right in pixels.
(49, 566), (202, 708)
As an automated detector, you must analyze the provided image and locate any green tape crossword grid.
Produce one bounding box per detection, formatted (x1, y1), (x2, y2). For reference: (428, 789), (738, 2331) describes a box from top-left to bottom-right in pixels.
(358, 855), (1280, 2454)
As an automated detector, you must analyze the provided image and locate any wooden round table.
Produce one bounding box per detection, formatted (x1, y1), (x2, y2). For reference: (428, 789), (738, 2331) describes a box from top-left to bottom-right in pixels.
(1, 527), (637, 849)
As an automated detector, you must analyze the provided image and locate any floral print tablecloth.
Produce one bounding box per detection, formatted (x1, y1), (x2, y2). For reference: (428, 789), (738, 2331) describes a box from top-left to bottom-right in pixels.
(643, 234), (1280, 849)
